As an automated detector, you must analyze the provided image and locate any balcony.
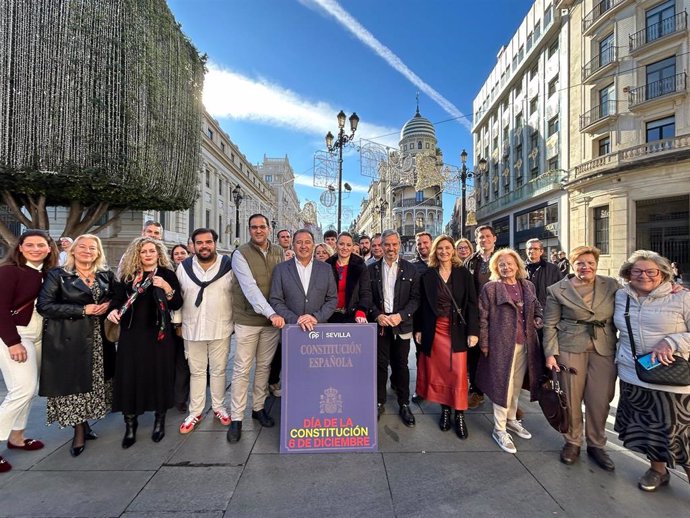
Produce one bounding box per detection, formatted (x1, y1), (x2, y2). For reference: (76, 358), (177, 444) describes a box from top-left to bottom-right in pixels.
(630, 12), (687, 54)
(629, 73), (687, 109)
(573, 134), (690, 180)
(579, 100), (617, 133)
(393, 198), (442, 209)
(583, 0), (631, 36)
(476, 169), (564, 221)
(582, 47), (617, 83)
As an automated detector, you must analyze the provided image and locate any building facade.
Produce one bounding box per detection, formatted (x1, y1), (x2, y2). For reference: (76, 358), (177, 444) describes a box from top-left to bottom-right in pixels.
(472, 0), (570, 256)
(257, 155), (303, 240)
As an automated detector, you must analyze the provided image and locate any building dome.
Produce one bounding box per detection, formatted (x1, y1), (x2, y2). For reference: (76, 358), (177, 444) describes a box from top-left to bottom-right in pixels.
(400, 108), (436, 142)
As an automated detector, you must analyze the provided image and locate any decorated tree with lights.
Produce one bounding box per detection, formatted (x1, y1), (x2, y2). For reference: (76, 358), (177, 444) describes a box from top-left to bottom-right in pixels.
(0, 0), (205, 243)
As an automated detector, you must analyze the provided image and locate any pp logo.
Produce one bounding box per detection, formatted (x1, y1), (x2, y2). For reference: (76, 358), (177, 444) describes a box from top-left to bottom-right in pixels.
(308, 331), (320, 339)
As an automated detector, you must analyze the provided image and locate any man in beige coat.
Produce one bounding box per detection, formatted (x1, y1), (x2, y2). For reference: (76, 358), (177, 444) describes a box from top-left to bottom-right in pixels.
(542, 246), (619, 471)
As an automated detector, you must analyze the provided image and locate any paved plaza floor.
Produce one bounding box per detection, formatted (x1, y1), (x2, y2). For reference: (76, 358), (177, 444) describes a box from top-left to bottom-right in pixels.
(1, 339), (689, 517)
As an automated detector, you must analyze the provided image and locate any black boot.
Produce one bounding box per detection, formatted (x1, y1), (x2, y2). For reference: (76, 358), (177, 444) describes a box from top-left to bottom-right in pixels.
(122, 414), (138, 449)
(455, 410), (468, 440)
(439, 405), (451, 432)
(70, 423), (86, 457)
(152, 411), (166, 443)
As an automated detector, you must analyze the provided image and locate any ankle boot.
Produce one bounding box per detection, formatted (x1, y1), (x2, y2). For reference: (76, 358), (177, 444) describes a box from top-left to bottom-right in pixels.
(455, 410), (468, 440)
(122, 414), (138, 449)
(152, 411), (166, 443)
(439, 405), (451, 432)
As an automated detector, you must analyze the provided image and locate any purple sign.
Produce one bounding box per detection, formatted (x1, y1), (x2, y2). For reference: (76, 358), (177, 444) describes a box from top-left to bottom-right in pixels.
(280, 323), (378, 453)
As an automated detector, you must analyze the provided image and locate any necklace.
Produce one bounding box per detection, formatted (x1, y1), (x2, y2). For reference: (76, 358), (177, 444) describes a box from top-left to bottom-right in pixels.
(75, 267), (93, 286)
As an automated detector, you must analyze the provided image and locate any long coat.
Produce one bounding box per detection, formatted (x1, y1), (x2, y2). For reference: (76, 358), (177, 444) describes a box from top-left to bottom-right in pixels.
(476, 279), (544, 407)
(325, 254), (372, 321)
(414, 266), (479, 356)
(37, 268), (116, 397)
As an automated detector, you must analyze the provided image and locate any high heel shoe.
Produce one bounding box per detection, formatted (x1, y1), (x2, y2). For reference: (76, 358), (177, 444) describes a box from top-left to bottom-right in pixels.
(151, 411), (166, 443)
(84, 421), (98, 441)
(455, 410), (468, 440)
(70, 423), (86, 457)
(122, 414), (138, 449)
(439, 406), (451, 432)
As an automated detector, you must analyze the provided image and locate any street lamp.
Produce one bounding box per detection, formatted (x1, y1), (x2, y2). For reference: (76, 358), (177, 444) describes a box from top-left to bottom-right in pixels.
(459, 149), (487, 239)
(271, 219), (277, 242)
(375, 197), (389, 232)
(232, 184), (243, 241)
(325, 110), (359, 233)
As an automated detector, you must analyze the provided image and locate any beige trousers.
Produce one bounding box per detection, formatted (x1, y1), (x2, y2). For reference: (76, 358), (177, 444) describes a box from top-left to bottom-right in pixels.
(229, 324), (280, 421)
(558, 349), (616, 448)
(492, 343), (527, 432)
(185, 337), (230, 416)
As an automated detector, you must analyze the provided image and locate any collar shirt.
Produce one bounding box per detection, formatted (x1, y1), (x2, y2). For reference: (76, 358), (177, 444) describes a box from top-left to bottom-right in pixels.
(382, 259), (398, 313)
(295, 258), (314, 294)
(176, 255), (233, 341)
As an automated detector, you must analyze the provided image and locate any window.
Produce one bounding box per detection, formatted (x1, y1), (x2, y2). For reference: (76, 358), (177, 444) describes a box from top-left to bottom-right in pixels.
(599, 33), (614, 68)
(220, 142), (225, 152)
(425, 142), (430, 149)
(548, 156), (559, 171)
(515, 82), (522, 97)
(529, 97), (538, 114)
(265, 175), (272, 183)
(205, 169), (210, 188)
(547, 116), (559, 137)
(415, 191), (423, 202)
(594, 206), (610, 254)
(515, 113), (523, 130)
(527, 32), (533, 51)
(544, 3), (552, 26)
(530, 64), (538, 80)
(598, 136), (611, 156)
(205, 209), (211, 229)
(518, 45), (524, 63)
(417, 141), (422, 149)
(646, 56), (676, 99)
(218, 178), (223, 195)
(548, 76), (558, 97)
(218, 216), (223, 242)
(599, 83), (614, 116)
(534, 21), (541, 39)
(207, 128), (213, 139)
(548, 38), (558, 58)
(188, 205), (195, 233)
(646, 116), (675, 142)
(646, 0), (675, 42)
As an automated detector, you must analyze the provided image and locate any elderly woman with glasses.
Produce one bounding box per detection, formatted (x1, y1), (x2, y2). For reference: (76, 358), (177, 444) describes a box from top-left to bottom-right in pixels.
(613, 250), (690, 492)
(455, 238), (474, 265)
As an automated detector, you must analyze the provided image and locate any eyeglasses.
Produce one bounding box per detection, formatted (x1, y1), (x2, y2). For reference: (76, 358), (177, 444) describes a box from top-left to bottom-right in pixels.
(250, 225), (268, 231)
(630, 268), (660, 278)
(527, 247), (542, 251)
(457, 246), (470, 251)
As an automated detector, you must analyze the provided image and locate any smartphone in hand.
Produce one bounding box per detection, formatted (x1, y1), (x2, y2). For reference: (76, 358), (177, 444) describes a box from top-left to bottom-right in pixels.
(637, 352), (661, 370)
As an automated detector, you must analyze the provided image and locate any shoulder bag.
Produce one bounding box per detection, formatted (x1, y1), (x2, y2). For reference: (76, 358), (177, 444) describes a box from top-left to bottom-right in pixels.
(537, 368), (570, 433)
(624, 295), (690, 386)
(434, 269), (466, 326)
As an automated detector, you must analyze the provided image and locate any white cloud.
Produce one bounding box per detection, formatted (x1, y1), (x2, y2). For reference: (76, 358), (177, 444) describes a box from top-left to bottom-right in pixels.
(203, 62), (399, 147)
(302, 0), (471, 131)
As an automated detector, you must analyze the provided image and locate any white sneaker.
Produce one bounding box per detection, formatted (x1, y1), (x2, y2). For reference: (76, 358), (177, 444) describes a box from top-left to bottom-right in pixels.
(506, 419), (532, 440)
(492, 430), (517, 454)
(269, 383), (282, 397)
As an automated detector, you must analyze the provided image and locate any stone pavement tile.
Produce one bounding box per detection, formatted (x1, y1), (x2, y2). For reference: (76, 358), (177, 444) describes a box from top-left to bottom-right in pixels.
(378, 411), (496, 453)
(127, 466), (241, 513)
(519, 450), (690, 516)
(167, 431), (257, 466)
(249, 410), (281, 454)
(123, 513), (222, 518)
(477, 412), (565, 453)
(384, 451), (564, 517)
(33, 412), (183, 471)
(226, 453), (394, 518)
(0, 469), (154, 517)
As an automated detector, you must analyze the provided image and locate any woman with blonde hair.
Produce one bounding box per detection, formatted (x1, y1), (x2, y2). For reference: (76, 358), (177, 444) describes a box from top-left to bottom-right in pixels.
(414, 235), (479, 439)
(476, 248), (544, 454)
(455, 238), (474, 265)
(107, 237), (182, 447)
(38, 234), (115, 457)
(314, 243), (334, 262)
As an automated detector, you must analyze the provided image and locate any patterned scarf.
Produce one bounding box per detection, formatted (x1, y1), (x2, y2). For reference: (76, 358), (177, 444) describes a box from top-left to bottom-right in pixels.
(118, 269), (169, 342)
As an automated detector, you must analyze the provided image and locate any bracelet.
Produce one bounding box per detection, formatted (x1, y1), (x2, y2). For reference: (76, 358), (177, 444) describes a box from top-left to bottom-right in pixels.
(165, 289), (175, 300)
(82, 306), (87, 317)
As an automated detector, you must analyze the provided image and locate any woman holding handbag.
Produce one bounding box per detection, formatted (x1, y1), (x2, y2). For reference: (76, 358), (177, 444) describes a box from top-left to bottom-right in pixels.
(107, 237), (182, 447)
(414, 235), (479, 439)
(613, 250), (690, 492)
(0, 230), (59, 473)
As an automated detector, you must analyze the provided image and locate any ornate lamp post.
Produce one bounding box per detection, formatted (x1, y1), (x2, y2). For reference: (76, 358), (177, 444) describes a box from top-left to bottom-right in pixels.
(375, 197), (389, 232)
(459, 149), (487, 239)
(232, 184), (243, 241)
(271, 218), (277, 242)
(325, 110), (359, 233)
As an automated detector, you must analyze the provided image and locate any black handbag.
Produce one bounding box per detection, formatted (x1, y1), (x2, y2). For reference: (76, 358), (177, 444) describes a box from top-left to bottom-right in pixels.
(537, 367), (570, 433)
(624, 295), (690, 386)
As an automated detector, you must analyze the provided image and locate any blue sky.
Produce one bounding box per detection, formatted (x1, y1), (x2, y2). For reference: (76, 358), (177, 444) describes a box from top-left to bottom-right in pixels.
(167, 0), (535, 229)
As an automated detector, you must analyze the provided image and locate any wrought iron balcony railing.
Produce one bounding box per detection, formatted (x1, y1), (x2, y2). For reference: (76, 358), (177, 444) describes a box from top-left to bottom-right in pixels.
(582, 47), (617, 81)
(629, 73), (687, 108)
(579, 100), (617, 130)
(630, 12), (687, 52)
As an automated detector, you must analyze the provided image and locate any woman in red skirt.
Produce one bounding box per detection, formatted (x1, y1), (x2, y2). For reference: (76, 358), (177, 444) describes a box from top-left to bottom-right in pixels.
(414, 235), (479, 438)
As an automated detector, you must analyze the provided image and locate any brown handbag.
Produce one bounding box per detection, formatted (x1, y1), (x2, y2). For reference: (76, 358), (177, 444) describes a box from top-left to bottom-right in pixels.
(103, 319), (120, 343)
(537, 368), (571, 433)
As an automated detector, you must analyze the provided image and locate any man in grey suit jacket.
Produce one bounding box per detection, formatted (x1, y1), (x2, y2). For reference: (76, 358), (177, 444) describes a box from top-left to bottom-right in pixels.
(270, 229), (337, 331)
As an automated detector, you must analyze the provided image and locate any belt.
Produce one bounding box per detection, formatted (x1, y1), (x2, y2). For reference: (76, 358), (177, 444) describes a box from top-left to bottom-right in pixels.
(564, 318), (607, 339)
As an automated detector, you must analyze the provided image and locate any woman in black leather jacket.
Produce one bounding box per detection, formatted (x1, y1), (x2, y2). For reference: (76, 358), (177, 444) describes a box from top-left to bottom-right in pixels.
(37, 234), (115, 457)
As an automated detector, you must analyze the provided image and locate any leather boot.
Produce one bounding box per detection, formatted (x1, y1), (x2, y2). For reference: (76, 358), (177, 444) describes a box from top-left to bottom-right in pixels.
(152, 411), (166, 443)
(439, 405), (451, 432)
(122, 414), (138, 449)
(455, 410), (468, 439)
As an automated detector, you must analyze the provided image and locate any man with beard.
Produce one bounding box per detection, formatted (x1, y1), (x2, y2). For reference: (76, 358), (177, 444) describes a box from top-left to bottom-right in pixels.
(411, 232), (432, 276)
(227, 215), (285, 443)
(176, 228), (234, 434)
(359, 235), (372, 262)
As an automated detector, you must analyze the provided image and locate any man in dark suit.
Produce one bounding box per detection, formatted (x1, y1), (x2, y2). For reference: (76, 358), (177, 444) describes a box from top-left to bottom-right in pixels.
(368, 229), (420, 427)
(269, 229), (337, 331)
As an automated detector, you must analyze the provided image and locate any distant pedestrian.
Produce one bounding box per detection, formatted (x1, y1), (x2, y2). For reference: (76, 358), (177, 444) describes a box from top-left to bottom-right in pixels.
(557, 251), (570, 276)
(58, 237), (73, 266)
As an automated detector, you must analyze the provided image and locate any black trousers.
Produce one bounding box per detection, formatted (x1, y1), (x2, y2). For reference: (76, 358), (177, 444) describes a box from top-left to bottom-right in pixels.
(173, 334), (190, 405)
(467, 345), (483, 396)
(377, 327), (411, 406)
(268, 340), (281, 385)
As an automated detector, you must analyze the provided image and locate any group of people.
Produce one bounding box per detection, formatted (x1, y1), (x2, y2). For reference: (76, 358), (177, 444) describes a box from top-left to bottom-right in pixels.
(1, 219), (689, 495)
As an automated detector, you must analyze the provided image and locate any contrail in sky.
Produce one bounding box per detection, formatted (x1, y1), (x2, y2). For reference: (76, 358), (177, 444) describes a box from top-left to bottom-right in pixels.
(304, 0), (471, 131)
